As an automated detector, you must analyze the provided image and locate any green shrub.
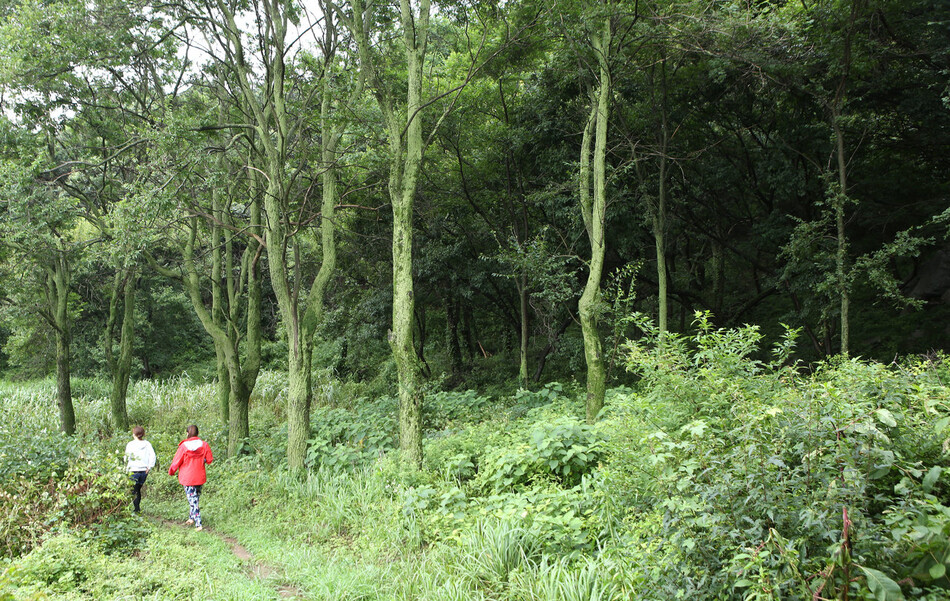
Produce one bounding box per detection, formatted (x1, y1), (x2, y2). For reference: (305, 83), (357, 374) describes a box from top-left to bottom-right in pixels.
(476, 417), (606, 492)
(425, 390), (493, 430)
(424, 420), (505, 484)
(12, 532), (98, 596)
(0, 439), (141, 558)
(509, 382), (570, 417)
(305, 398), (398, 472)
(603, 313), (950, 600)
(402, 479), (609, 554)
(0, 430), (77, 484)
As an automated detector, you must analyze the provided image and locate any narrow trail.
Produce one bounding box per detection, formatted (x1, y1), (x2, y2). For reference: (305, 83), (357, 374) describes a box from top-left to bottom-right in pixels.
(149, 516), (307, 600)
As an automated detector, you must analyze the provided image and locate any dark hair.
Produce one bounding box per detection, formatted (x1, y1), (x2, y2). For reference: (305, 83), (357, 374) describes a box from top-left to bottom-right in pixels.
(132, 426), (145, 440)
(186, 425), (199, 438)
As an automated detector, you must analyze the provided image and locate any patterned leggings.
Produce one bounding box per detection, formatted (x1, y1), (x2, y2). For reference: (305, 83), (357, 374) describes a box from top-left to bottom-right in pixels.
(184, 485), (203, 527)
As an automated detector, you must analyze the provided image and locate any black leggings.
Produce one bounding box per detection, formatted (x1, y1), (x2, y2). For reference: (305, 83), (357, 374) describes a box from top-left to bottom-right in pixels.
(131, 471), (148, 512)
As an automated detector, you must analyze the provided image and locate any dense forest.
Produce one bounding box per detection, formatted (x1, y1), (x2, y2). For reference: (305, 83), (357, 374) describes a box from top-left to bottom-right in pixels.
(0, 0), (948, 599)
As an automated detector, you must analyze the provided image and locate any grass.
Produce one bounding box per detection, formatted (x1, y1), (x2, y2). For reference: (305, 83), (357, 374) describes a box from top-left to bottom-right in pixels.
(4, 520), (284, 600)
(3, 351), (948, 601)
(0, 373), (651, 601)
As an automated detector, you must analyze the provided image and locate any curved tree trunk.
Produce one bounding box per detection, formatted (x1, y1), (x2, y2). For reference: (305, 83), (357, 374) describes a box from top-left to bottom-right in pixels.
(579, 15), (611, 424)
(47, 251), (75, 435)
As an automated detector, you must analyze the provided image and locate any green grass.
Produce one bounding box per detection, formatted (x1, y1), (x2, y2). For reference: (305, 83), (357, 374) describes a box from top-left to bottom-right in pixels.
(4, 520), (283, 600)
(2, 350), (949, 601)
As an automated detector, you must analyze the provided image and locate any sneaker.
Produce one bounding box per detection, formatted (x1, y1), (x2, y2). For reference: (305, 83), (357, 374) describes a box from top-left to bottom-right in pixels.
(186, 519), (195, 526)
(195, 526), (203, 532)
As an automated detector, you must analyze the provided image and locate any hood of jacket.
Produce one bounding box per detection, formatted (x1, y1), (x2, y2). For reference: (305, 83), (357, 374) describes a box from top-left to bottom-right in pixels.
(182, 437), (205, 454)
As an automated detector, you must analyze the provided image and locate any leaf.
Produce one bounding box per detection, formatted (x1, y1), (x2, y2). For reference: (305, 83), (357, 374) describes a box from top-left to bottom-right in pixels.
(859, 566), (904, 601)
(922, 466), (942, 493)
(936, 416), (950, 433)
(874, 409), (897, 428)
(928, 562), (946, 580)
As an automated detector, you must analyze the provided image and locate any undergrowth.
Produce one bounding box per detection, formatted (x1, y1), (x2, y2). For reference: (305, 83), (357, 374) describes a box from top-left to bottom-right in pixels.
(1, 320), (948, 600)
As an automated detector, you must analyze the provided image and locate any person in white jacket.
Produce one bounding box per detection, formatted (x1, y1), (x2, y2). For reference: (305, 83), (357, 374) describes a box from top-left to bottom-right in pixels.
(125, 426), (157, 513)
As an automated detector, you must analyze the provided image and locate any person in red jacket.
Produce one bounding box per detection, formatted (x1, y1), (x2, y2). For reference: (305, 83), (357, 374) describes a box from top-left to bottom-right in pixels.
(168, 424), (213, 531)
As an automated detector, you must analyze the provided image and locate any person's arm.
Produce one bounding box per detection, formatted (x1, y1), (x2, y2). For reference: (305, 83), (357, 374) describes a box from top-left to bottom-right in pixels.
(147, 443), (157, 472)
(168, 444), (184, 475)
(204, 442), (213, 465)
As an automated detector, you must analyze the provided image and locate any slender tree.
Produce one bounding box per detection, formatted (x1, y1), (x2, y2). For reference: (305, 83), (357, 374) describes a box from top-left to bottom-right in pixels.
(577, 7), (611, 423)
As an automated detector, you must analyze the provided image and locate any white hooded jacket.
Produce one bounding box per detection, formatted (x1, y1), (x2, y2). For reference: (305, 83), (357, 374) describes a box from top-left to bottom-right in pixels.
(125, 439), (157, 472)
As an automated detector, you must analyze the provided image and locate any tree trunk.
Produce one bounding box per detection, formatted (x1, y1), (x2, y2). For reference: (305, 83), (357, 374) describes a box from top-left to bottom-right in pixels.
(712, 237), (725, 314)
(215, 348), (230, 426)
(655, 129), (669, 335)
(109, 267), (135, 433)
(391, 140), (423, 463)
(175, 208), (261, 458)
(236, 186), (263, 455)
(286, 342), (312, 472)
(262, 175), (312, 474)
(227, 371), (251, 456)
(578, 15), (610, 424)
(462, 303), (475, 365)
(833, 113), (850, 357)
(48, 253), (75, 435)
(532, 314), (572, 383)
(518, 280), (529, 388)
(444, 295), (462, 377)
(344, 0), (431, 466)
(387, 0), (431, 467)
(650, 55), (671, 336)
(211, 200), (229, 426)
(104, 271), (120, 376)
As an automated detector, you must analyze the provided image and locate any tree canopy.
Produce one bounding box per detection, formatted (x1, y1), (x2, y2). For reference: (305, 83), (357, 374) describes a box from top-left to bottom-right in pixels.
(0, 0), (947, 449)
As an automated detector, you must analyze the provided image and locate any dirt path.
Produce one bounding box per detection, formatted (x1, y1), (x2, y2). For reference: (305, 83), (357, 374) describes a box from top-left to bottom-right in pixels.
(150, 516), (307, 600)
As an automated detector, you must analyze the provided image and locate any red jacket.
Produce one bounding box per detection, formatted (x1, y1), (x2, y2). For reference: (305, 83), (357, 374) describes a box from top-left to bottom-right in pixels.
(168, 437), (213, 486)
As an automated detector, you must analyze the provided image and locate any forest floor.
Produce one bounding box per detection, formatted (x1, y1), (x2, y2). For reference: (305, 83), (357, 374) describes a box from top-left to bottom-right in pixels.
(147, 514), (309, 600)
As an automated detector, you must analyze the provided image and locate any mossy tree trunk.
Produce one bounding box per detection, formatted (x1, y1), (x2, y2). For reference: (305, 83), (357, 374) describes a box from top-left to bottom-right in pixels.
(832, 112), (850, 357)
(444, 295), (462, 377)
(106, 265), (136, 433)
(210, 182), (230, 426)
(44, 249), (75, 435)
(518, 278), (529, 388)
(653, 58), (670, 336)
(175, 210), (262, 458)
(342, 0), (432, 466)
(578, 13), (611, 424)
(146, 184), (259, 456)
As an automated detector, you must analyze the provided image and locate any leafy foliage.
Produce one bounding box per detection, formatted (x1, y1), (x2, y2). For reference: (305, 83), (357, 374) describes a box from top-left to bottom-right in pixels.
(0, 437), (141, 557)
(604, 316), (950, 600)
(305, 397), (398, 471)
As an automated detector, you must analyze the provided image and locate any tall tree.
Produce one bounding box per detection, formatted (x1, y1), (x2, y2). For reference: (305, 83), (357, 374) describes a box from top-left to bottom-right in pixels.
(341, 0), (432, 464)
(180, 0), (348, 469)
(0, 0), (168, 433)
(576, 5), (611, 423)
(336, 0), (516, 462)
